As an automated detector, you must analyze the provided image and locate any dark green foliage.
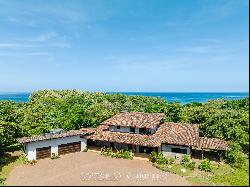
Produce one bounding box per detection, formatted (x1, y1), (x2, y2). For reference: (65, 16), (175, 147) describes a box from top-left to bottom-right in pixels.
(155, 152), (167, 165)
(0, 121), (24, 154)
(181, 99), (249, 153)
(167, 156), (176, 165)
(0, 176), (6, 185)
(0, 90), (248, 157)
(199, 159), (212, 172)
(149, 151), (167, 165)
(224, 143), (246, 168)
(100, 147), (113, 157)
(181, 155), (190, 164)
(111, 149), (134, 160)
(187, 161), (196, 170)
(149, 151), (158, 163)
(51, 153), (60, 160)
(100, 147), (134, 159)
(181, 155), (195, 170)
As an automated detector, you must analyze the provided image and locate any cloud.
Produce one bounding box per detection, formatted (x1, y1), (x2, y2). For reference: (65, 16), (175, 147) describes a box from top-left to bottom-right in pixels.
(0, 41), (70, 49)
(200, 38), (224, 44)
(179, 45), (222, 54)
(25, 32), (58, 42)
(0, 31), (70, 49)
(0, 52), (50, 56)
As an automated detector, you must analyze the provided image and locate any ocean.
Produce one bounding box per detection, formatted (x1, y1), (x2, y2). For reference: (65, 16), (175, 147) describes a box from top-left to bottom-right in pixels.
(0, 92), (248, 104)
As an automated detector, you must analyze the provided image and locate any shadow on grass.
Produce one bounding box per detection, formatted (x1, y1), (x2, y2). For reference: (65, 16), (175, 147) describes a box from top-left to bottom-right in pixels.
(0, 153), (20, 173)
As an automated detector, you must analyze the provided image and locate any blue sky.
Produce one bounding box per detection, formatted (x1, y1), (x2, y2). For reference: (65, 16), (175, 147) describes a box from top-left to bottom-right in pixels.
(0, 0), (249, 92)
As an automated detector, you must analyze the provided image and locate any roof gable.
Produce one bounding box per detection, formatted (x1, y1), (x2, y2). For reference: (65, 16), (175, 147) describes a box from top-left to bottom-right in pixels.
(102, 112), (166, 128)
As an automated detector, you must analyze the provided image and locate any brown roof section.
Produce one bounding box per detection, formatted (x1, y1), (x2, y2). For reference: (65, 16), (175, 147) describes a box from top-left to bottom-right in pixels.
(84, 125), (161, 147)
(101, 112), (166, 128)
(196, 137), (229, 150)
(155, 122), (199, 147)
(17, 130), (84, 144)
(82, 122), (199, 147)
(82, 121), (229, 151)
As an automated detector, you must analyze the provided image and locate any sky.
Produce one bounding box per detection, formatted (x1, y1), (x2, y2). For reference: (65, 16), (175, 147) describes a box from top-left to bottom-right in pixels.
(0, 0), (249, 92)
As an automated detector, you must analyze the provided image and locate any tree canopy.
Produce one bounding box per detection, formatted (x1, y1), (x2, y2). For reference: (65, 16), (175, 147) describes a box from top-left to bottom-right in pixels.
(0, 90), (249, 156)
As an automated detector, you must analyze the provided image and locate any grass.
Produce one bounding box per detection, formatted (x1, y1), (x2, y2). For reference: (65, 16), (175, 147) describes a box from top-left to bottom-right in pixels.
(153, 160), (249, 186)
(0, 151), (27, 186)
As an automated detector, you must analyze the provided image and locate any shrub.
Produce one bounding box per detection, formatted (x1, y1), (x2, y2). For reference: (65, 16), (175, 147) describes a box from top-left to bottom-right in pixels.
(112, 149), (134, 160)
(0, 176), (6, 185)
(186, 161), (196, 170)
(0, 159), (6, 165)
(199, 159), (212, 172)
(224, 143), (246, 168)
(28, 159), (37, 165)
(167, 156), (176, 165)
(156, 152), (167, 165)
(181, 155), (190, 164)
(100, 147), (113, 156)
(100, 147), (134, 160)
(51, 153), (60, 160)
(149, 151), (158, 163)
(181, 155), (195, 170)
(19, 153), (28, 164)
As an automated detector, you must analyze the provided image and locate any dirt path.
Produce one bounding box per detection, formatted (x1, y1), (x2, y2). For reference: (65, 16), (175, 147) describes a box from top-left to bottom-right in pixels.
(6, 152), (190, 186)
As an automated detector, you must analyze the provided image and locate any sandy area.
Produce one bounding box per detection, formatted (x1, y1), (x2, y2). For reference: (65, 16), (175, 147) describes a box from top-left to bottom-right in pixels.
(6, 151), (190, 186)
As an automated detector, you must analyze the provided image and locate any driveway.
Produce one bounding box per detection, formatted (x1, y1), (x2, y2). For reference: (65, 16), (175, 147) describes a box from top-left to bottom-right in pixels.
(6, 151), (190, 186)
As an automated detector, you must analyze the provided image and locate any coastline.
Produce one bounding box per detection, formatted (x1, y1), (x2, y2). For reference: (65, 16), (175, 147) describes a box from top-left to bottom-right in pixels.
(0, 91), (248, 104)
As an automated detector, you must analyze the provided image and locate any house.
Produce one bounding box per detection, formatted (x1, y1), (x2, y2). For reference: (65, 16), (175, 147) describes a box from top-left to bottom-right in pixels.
(17, 129), (87, 161)
(18, 112), (228, 161)
(81, 112), (228, 159)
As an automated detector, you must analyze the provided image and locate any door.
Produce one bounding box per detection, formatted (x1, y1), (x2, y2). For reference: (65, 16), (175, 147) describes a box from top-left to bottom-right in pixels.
(36, 146), (51, 160)
(110, 142), (114, 149)
(58, 141), (81, 155)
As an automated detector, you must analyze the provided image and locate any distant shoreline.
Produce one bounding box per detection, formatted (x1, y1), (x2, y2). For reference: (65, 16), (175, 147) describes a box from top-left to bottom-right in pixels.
(0, 91), (248, 104)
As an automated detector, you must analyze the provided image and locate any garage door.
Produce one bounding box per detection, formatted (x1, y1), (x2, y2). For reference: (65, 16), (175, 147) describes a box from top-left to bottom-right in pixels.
(36, 146), (51, 160)
(58, 141), (81, 155)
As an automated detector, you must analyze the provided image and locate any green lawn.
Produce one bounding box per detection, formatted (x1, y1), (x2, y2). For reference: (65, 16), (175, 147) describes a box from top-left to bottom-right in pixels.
(153, 161), (249, 186)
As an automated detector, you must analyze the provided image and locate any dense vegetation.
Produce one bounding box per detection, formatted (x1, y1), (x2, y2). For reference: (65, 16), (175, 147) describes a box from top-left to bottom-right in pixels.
(0, 90), (249, 185)
(0, 90), (249, 157)
(150, 151), (249, 186)
(100, 147), (134, 160)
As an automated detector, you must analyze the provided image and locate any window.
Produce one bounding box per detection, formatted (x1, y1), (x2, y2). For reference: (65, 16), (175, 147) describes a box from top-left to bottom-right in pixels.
(139, 128), (151, 135)
(130, 127), (135, 133)
(117, 126), (120, 129)
(199, 129), (204, 137)
(171, 147), (188, 154)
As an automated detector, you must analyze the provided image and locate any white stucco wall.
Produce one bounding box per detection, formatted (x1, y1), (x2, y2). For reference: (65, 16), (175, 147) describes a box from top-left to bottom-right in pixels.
(24, 136), (87, 161)
(161, 144), (190, 158)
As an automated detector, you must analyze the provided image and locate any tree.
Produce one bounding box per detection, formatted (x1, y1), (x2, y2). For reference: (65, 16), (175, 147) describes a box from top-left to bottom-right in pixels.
(0, 121), (24, 154)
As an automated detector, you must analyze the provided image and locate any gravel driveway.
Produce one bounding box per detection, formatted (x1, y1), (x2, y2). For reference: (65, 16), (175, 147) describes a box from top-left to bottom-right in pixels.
(6, 151), (190, 186)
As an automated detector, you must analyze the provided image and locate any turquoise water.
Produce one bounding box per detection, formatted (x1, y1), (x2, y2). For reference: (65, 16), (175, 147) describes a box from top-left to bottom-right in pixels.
(0, 92), (248, 104)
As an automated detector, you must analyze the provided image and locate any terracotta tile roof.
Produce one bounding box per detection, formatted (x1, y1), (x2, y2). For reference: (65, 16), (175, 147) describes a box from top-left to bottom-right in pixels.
(154, 122), (199, 147)
(101, 112), (166, 128)
(82, 121), (229, 151)
(196, 137), (229, 150)
(82, 122), (199, 147)
(88, 130), (160, 147)
(17, 130), (84, 144)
